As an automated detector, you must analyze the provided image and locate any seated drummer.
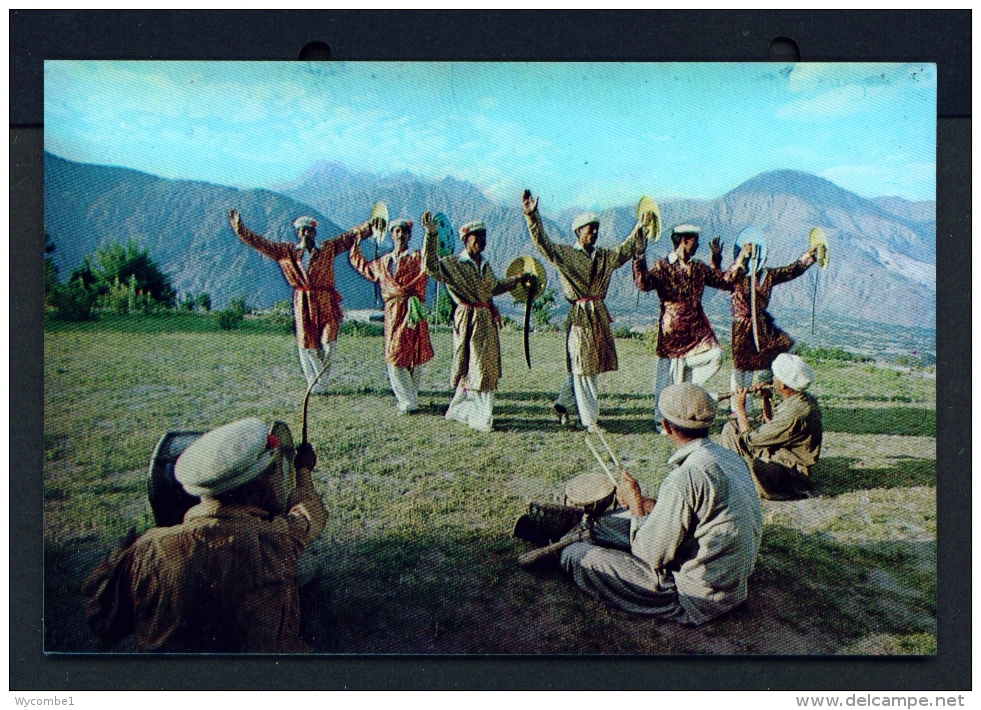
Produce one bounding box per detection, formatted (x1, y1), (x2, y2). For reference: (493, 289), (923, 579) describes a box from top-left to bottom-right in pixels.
(560, 383), (763, 625)
(720, 352), (823, 500)
(82, 418), (326, 652)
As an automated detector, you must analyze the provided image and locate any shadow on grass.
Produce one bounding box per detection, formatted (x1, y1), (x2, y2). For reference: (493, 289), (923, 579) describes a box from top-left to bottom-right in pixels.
(44, 535), (120, 653)
(45, 522), (935, 655)
(812, 456), (936, 497)
(494, 391), (653, 403)
(752, 526), (936, 647)
(495, 417), (567, 433)
(822, 407), (936, 437)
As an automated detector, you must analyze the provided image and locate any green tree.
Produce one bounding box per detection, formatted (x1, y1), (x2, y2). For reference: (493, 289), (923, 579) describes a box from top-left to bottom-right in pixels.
(195, 293), (212, 312)
(216, 298), (250, 330)
(87, 240), (177, 307)
(54, 278), (97, 321)
(531, 287), (557, 330)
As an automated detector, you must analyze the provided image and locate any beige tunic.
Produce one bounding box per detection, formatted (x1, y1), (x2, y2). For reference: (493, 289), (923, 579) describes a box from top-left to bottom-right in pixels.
(423, 226), (516, 391)
(731, 391), (823, 474)
(525, 211), (637, 376)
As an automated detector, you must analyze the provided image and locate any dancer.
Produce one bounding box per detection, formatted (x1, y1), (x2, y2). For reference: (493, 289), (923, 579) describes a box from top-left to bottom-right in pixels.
(725, 243), (818, 413)
(230, 210), (374, 394)
(422, 212), (529, 433)
(522, 190), (643, 432)
(350, 219), (435, 414)
(633, 224), (750, 431)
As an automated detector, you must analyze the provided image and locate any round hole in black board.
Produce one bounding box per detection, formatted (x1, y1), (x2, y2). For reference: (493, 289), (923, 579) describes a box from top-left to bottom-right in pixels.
(299, 41), (331, 61)
(768, 36), (800, 62)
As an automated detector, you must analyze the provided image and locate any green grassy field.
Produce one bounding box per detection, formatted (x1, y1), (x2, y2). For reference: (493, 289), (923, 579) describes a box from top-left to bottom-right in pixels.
(44, 313), (936, 654)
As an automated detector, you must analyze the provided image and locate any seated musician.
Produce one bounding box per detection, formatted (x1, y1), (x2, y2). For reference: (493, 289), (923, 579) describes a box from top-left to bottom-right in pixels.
(555, 384), (763, 625)
(720, 352), (823, 501)
(82, 418), (326, 652)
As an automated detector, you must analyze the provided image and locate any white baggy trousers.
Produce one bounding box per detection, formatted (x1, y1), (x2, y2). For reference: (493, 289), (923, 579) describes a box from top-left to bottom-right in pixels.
(555, 374), (600, 428)
(388, 363), (422, 413)
(298, 342), (334, 394)
(652, 346), (723, 421)
(445, 385), (495, 433)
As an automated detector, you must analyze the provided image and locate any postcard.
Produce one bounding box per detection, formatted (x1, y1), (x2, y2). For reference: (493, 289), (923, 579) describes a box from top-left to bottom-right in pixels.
(43, 61), (936, 654)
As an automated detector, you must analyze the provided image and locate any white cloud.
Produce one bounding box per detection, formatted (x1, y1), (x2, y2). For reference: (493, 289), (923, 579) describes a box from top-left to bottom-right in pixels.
(776, 84), (895, 122)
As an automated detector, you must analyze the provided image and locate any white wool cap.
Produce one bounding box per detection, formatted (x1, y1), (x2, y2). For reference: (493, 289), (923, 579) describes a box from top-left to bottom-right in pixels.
(671, 223), (701, 236)
(460, 220), (487, 237)
(772, 353), (815, 391)
(175, 418), (276, 497)
(292, 216), (318, 230)
(572, 213), (600, 233)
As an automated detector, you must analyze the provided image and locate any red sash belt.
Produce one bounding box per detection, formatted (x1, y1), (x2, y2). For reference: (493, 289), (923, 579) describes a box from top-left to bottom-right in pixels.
(573, 295), (612, 322)
(460, 300), (502, 327)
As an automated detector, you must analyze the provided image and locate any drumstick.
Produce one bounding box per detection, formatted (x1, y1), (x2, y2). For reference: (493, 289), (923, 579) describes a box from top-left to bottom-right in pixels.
(594, 428), (622, 471)
(584, 435), (618, 486)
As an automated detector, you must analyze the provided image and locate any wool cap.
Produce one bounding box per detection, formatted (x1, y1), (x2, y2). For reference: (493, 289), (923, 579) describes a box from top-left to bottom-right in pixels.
(772, 353), (815, 391)
(671, 223), (701, 237)
(175, 418), (277, 497)
(460, 220), (486, 237)
(389, 218), (413, 233)
(658, 383), (717, 430)
(292, 216), (318, 231)
(572, 213), (600, 233)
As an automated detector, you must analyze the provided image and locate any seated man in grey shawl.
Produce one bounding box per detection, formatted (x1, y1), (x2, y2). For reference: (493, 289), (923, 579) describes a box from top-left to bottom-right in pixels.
(557, 384), (762, 625)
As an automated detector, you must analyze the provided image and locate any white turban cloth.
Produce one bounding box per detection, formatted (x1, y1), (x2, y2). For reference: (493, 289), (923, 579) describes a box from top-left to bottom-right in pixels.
(772, 353), (815, 391)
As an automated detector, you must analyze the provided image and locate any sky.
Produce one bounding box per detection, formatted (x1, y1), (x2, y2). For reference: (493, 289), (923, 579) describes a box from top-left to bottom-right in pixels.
(44, 61), (936, 212)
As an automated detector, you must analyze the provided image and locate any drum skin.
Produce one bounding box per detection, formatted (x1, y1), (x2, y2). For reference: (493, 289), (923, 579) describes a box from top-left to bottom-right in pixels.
(564, 472), (616, 516)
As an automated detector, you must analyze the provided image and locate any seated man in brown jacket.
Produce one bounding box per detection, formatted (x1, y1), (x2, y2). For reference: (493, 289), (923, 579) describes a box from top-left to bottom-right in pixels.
(82, 418), (327, 652)
(720, 353), (823, 500)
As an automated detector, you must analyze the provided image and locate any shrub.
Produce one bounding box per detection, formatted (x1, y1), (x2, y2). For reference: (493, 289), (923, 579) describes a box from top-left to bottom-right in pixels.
(101, 276), (135, 315)
(612, 325), (642, 339)
(216, 307), (244, 330)
(90, 240), (177, 307)
(54, 279), (96, 322)
(531, 287), (557, 330)
(227, 298), (250, 317)
(195, 293), (212, 313)
(339, 320), (384, 337)
(499, 315), (519, 332)
(178, 294), (196, 312)
(267, 298), (295, 334)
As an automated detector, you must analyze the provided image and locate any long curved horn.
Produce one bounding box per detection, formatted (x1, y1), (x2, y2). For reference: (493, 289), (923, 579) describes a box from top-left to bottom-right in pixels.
(301, 362), (330, 444)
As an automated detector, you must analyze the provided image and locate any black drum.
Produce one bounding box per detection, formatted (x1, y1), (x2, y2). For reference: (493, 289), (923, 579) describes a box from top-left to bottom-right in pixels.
(147, 421), (296, 527)
(147, 430), (205, 527)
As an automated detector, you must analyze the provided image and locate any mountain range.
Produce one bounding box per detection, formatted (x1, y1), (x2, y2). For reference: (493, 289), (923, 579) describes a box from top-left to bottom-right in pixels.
(44, 152), (936, 331)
